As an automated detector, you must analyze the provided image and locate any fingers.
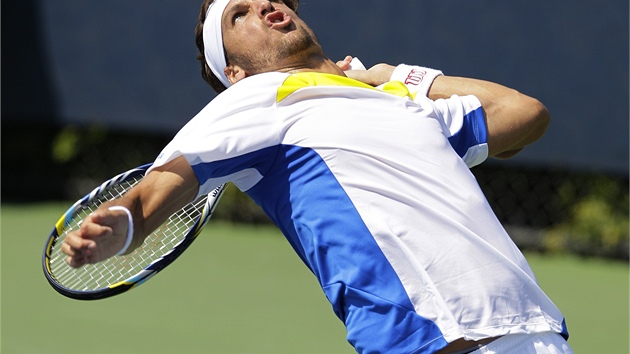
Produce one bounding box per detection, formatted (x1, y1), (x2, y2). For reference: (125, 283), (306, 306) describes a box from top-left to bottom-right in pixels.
(344, 63), (396, 87)
(65, 251), (90, 268)
(61, 213), (114, 268)
(62, 231), (96, 268)
(336, 55), (353, 71)
(60, 207), (133, 268)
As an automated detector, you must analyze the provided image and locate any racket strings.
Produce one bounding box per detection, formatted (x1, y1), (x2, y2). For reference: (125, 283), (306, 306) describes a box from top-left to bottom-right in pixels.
(48, 177), (207, 292)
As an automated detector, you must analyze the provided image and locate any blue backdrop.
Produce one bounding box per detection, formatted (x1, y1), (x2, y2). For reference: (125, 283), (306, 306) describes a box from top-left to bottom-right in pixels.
(3, 0), (628, 174)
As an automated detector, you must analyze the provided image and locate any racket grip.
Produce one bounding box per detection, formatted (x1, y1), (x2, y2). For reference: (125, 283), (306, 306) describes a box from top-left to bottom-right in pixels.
(109, 206), (134, 256)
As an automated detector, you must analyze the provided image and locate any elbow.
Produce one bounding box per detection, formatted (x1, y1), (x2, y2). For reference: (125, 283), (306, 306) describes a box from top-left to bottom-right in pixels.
(515, 95), (551, 146)
(508, 97), (550, 155)
(530, 98), (551, 141)
(512, 98), (551, 156)
(488, 95), (550, 160)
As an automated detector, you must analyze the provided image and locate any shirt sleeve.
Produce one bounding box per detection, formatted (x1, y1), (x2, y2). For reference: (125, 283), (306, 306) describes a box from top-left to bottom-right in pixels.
(148, 74), (287, 199)
(430, 94), (489, 168)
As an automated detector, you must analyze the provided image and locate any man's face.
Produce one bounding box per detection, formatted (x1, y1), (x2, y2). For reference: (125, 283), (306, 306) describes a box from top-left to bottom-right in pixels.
(221, 0), (322, 75)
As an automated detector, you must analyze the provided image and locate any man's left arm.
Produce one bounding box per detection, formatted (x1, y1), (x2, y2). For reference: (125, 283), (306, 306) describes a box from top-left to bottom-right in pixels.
(427, 75), (550, 159)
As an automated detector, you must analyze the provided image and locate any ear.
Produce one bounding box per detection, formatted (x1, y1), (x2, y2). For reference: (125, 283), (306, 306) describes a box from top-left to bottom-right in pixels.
(225, 65), (248, 85)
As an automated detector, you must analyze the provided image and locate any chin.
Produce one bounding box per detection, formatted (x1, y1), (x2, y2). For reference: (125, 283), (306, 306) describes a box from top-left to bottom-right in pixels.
(276, 26), (320, 58)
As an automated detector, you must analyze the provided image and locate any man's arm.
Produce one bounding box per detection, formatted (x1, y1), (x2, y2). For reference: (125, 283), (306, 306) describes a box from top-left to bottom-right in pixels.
(343, 62), (550, 159)
(427, 75), (550, 159)
(61, 156), (200, 267)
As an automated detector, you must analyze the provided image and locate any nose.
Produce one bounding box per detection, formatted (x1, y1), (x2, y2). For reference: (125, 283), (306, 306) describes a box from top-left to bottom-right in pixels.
(253, 0), (273, 19)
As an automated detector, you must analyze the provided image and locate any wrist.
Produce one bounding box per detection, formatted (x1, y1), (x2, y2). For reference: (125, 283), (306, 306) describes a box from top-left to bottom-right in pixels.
(390, 64), (443, 97)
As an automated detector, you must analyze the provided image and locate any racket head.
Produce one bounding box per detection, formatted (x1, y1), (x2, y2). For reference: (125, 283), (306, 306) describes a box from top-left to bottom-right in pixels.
(42, 164), (226, 300)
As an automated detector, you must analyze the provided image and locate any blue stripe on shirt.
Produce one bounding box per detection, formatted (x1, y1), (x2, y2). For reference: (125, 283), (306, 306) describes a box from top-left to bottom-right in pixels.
(448, 106), (487, 158)
(190, 145), (447, 353)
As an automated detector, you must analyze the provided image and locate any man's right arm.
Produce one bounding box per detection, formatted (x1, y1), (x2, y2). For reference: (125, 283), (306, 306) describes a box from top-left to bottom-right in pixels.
(62, 156), (200, 267)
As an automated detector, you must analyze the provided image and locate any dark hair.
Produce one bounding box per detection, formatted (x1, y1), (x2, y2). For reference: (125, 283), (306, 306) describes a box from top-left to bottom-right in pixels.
(195, 0), (299, 93)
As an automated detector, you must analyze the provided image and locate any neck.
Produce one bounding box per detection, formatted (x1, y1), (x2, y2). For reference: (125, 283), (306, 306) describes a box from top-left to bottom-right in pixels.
(276, 53), (346, 77)
(232, 50), (346, 85)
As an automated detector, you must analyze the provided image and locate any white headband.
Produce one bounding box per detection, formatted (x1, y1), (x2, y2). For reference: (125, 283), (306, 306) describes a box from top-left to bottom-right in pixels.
(203, 0), (231, 88)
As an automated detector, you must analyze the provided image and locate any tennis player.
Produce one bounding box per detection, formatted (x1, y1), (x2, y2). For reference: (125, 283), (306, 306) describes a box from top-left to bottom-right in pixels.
(62, 0), (573, 353)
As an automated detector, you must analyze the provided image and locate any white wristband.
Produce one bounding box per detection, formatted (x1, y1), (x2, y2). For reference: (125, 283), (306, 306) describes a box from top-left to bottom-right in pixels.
(390, 64), (444, 97)
(108, 206), (134, 256)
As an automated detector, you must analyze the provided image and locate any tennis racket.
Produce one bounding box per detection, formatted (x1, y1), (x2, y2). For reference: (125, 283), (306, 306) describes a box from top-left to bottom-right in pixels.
(42, 163), (226, 300)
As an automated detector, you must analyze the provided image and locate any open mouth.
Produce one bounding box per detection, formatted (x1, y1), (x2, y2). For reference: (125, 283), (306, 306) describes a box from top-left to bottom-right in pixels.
(265, 11), (292, 29)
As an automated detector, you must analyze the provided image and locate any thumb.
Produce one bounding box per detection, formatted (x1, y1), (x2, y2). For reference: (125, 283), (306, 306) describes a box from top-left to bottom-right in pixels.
(336, 55), (353, 71)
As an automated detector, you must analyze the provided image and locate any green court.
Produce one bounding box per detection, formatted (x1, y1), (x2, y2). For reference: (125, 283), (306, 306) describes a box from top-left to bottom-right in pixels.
(1, 203), (628, 353)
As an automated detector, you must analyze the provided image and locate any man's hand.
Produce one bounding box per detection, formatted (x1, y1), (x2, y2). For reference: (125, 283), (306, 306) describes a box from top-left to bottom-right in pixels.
(336, 56), (395, 87)
(61, 208), (131, 268)
(336, 55), (354, 71)
(60, 156), (200, 269)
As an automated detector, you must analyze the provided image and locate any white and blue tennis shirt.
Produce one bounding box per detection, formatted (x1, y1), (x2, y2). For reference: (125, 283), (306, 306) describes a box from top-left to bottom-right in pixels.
(150, 67), (568, 353)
